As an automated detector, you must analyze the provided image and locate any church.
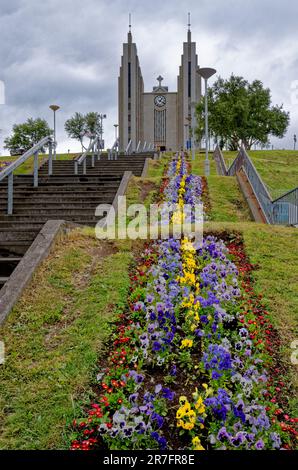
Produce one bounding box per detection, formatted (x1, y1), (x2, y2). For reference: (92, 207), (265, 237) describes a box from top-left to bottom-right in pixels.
(118, 20), (201, 152)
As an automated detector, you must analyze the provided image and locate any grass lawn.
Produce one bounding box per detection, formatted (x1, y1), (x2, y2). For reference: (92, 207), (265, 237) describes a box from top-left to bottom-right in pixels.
(0, 153), (77, 175)
(147, 152), (218, 178)
(205, 222), (298, 413)
(191, 152), (217, 176)
(223, 150), (298, 199)
(146, 154), (251, 223)
(147, 157), (170, 178)
(207, 176), (252, 222)
(126, 176), (161, 209)
(0, 229), (133, 449)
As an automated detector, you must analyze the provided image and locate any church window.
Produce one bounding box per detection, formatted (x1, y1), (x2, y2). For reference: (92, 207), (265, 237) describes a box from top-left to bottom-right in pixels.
(188, 61), (191, 98)
(128, 62), (131, 98)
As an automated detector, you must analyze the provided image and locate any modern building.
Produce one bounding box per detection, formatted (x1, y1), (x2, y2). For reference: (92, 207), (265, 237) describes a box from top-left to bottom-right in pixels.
(118, 23), (201, 152)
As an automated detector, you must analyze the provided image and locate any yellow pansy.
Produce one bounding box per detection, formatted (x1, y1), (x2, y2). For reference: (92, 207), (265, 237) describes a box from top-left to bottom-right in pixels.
(183, 422), (194, 430)
(180, 338), (193, 349)
(194, 396), (206, 414)
(192, 437), (205, 451)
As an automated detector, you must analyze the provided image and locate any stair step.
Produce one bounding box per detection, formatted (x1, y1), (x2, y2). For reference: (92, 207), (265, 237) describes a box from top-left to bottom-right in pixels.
(0, 240), (32, 248)
(0, 276), (10, 286)
(1, 211), (105, 217)
(0, 257), (22, 262)
(0, 232), (38, 241)
(0, 257), (21, 277)
(0, 215), (100, 222)
(0, 195), (117, 204)
(0, 186), (120, 193)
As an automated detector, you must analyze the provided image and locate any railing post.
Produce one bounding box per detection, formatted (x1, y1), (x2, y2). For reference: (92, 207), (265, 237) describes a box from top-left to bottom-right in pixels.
(7, 172), (13, 215)
(92, 143), (95, 167)
(74, 161), (78, 175)
(48, 141), (53, 176)
(83, 158), (86, 175)
(34, 151), (39, 187)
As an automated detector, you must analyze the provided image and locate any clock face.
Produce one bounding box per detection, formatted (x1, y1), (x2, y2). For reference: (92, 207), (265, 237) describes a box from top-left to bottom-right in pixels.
(154, 95), (166, 107)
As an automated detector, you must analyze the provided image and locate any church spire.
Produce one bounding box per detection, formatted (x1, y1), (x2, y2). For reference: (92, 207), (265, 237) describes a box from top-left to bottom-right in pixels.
(187, 12), (191, 42)
(128, 13), (132, 43)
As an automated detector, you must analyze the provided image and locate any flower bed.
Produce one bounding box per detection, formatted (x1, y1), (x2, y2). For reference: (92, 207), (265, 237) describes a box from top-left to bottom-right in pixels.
(71, 154), (297, 451)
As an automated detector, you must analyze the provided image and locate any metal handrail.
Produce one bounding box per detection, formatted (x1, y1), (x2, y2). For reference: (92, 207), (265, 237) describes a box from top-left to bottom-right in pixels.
(213, 145), (228, 175)
(213, 145), (298, 225)
(272, 185), (298, 203)
(0, 136), (53, 215)
(228, 147), (273, 223)
(125, 139), (132, 155)
(74, 136), (100, 175)
(272, 186), (298, 225)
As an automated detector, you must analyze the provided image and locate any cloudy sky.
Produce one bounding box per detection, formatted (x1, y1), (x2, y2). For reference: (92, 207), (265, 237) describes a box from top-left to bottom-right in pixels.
(0, 0), (298, 154)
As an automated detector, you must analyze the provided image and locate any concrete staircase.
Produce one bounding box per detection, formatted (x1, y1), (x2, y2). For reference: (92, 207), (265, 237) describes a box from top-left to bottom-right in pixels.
(0, 153), (149, 290)
(40, 154), (148, 177)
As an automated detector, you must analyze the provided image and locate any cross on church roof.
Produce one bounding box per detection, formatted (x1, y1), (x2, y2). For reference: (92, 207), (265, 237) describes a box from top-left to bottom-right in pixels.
(157, 75), (164, 87)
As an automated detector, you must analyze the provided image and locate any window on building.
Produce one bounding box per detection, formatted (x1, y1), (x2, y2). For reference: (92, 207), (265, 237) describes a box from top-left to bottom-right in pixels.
(128, 62), (131, 98)
(188, 61), (191, 98)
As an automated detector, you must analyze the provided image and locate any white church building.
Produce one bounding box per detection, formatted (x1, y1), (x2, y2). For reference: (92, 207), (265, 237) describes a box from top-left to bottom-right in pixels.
(118, 22), (202, 152)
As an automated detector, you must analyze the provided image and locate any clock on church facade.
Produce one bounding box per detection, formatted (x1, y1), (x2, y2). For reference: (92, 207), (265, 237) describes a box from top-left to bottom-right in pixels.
(154, 95), (166, 107)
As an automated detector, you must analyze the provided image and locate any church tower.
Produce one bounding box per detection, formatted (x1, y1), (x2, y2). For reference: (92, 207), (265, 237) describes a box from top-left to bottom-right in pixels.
(118, 20), (144, 152)
(118, 16), (201, 152)
(177, 16), (201, 149)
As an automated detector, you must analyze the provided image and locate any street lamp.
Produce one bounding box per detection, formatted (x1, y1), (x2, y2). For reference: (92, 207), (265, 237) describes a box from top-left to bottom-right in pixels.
(197, 67), (216, 176)
(191, 102), (197, 161)
(99, 113), (107, 158)
(49, 104), (60, 160)
(114, 124), (119, 157)
(184, 123), (189, 152)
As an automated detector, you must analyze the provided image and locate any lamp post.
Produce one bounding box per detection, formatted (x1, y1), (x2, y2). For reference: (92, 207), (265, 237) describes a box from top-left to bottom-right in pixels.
(99, 113), (107, 157)
(184, 123), (189, 152)
(197, 67), (216, 176)
(191, 102), (197, 161)
(114, 124), (119, 158)
(49, 105), (60, 160)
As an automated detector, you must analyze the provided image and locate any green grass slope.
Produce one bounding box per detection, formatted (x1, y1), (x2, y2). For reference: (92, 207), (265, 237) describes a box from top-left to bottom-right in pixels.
(0, 230), (132, 449)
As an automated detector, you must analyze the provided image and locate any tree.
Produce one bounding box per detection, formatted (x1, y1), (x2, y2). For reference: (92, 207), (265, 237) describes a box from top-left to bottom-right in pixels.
(196, 75), (290, 150)
(64, 112), (86, 151)
(4, 118), (53, 155)
(65, 112), (102, 151)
